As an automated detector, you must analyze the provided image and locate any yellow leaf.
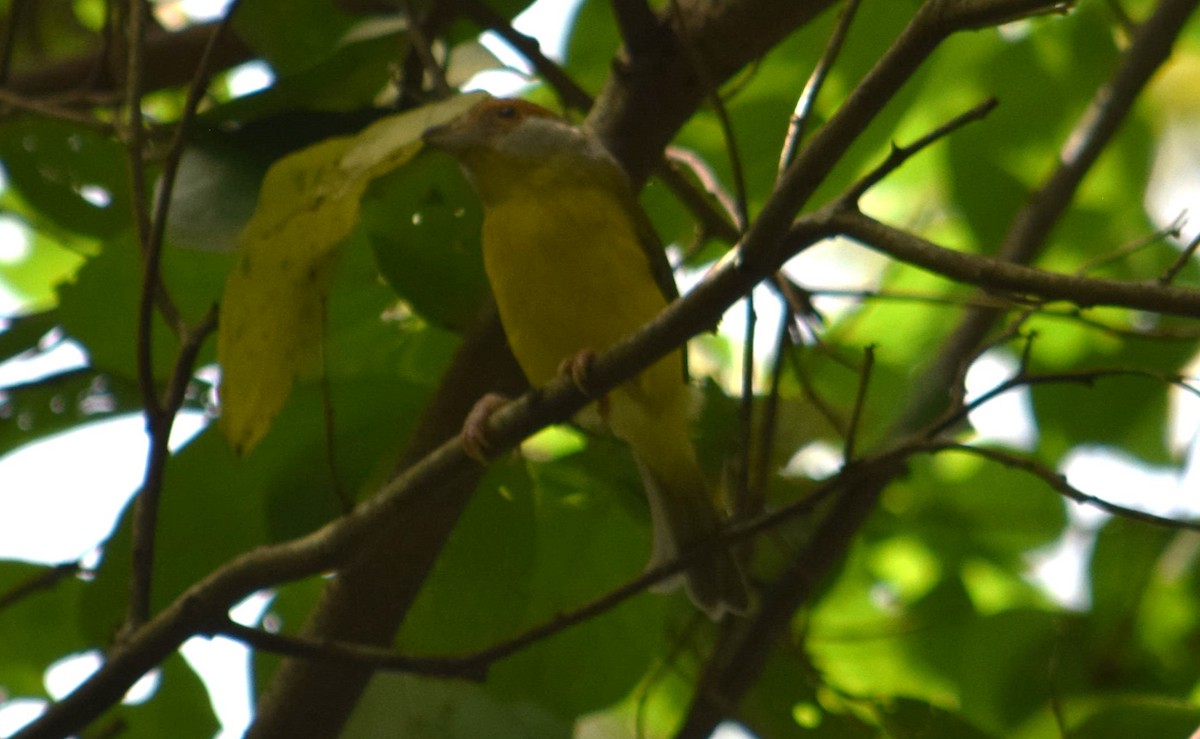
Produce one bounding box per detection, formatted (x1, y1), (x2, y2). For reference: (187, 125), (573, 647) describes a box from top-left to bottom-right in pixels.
(218, 92), (486, 455)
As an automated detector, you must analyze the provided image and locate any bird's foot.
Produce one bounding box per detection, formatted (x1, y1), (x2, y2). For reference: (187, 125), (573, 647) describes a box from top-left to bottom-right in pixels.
(557, 348), (598, 396)
(461, 392), (510, 463)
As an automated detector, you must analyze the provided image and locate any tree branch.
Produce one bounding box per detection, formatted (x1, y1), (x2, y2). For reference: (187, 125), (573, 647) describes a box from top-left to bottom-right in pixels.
(3, 20), (253, 99)
(612, 0), (666, 60)
(778, 0), (863, 176)
(929, 442), (1200, 531)
(22, 115), (1200, 739)
(0, 563), (81, 615)
(829, 207), (1200, 318)
(909, 0), (1199, 430)
(455, 0), (593, 111)
(928, 364), (1200, 439)
(124, 1), (242, 637)
(999, 0), (1196, 265)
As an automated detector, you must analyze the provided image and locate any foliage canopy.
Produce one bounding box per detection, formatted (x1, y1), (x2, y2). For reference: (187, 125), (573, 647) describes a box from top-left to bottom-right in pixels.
(3, 0), (1200, 737)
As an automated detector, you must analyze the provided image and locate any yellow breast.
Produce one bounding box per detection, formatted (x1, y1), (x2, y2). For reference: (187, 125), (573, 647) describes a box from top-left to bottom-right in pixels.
(481, 184), (683, 416)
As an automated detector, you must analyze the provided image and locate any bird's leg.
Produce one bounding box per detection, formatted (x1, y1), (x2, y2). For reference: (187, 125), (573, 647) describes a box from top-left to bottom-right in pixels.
(557, 348), (597, 394)
(557, 348), (609, 419)
(460, 392), (510, 463)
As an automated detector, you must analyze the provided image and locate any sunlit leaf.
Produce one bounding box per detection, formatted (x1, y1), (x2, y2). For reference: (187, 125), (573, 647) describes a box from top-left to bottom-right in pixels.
(216, 93), (484, 455)
(0, 561), (88, 697)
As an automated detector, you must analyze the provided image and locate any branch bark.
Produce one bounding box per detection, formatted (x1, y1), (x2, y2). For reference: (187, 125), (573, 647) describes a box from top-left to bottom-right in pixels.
(4, 21), (253, 98)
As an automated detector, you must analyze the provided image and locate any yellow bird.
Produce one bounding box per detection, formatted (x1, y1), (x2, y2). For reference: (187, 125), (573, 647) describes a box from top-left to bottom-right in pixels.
(423, 97), (749, 619)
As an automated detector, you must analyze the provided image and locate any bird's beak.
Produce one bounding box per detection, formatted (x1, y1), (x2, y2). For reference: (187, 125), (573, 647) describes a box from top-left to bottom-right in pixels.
(421, 118), (479, 153)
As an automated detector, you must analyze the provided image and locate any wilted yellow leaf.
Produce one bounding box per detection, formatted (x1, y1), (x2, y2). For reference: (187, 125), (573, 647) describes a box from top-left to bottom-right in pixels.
(218, 92), (485, 455)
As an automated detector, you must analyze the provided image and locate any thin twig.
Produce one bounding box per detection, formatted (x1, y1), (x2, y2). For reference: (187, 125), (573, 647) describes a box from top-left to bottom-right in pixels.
(124, 0), (243, 635)
(668, 0), (749, 228)
(220, 457), (873, 682)
(928, 364), (1200, 439)
(751, 299), (796, 511)
(778, 0), (863, 177)
(782, 338), (848, 439)
(999, 0), (1196, 266)
(1104, 0), (1138, 36)
(842, 344), (874, 463)
(161, 308), (218, 415)
(219, 619), (488, 680)
(844, 97), (999, 204)
(931, 442), (1200, 531)
(1075, 213), (1184, 275)
(0, 562), (81, 614)
(402, 0), (451, 96)
(1159, 227), (1200, 285)
(667, 0), (757, 511)
(736, 293), (757, 501)
(827, 207), (1200, 319)
(123, 0), (156, 634)
(664, 146), (742, 243)
(0, 0), (25, 87)
(25, 0), (1199, 732)
(455, 0), (592, 111)
(885, 0), (1192, 433)
(0, 88), (115, 131)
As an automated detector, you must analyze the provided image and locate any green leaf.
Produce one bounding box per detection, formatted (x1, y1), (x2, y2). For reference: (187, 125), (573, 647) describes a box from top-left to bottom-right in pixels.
(1067, 697), (1200, 739)
(563, 0), (620, 95)
(217, 93), (483, 454)
(484, 447), (672, 719)
(879, 697), (999, 739)
(1088, 516), (1173, 651)
(813, 577), (1084, 735)
(1027, 325), (1196, 465)
(362, 152), (489, 332)
(233, 0), (358, 74)
(168, 110), (396, 253)
(0, 561), (88, 697)
(737, 646), (877, 738)
(79, 425), (267, 645)
(342, 674), (569, 739)
(55, 232), (230, 383)
(0, 118), (132, 238)
(0, 229), (87, 311)
(0, 311), (57, 364)
(104, 654), (219, 739)
(397, 458), (539, 653)
(897, 449), (1069, 567)
(0, 369), (146, 458)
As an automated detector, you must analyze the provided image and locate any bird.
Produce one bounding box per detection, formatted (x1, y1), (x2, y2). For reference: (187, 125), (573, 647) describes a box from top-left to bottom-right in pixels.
(422, 97), (750, 619)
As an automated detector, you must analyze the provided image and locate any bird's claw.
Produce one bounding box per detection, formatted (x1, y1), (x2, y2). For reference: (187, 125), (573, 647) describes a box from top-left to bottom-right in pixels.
(461, 393), (510, 463)
(557, 349), (598, 397)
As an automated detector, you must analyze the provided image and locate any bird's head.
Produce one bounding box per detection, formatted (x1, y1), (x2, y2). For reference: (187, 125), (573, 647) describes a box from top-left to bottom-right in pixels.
(422, 97), (622, 203)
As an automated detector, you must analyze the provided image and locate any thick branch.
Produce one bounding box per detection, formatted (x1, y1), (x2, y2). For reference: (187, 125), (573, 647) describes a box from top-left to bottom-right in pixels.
(589, 0), (842, 186)
(4, 21), (253, 98)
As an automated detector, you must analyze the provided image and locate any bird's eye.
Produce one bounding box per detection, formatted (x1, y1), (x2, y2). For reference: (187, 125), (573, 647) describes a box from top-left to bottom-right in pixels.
(495, 104), (518, 119)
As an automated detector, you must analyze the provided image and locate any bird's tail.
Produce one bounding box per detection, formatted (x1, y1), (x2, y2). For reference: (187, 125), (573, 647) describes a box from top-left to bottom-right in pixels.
(623, 417), (751, 619)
